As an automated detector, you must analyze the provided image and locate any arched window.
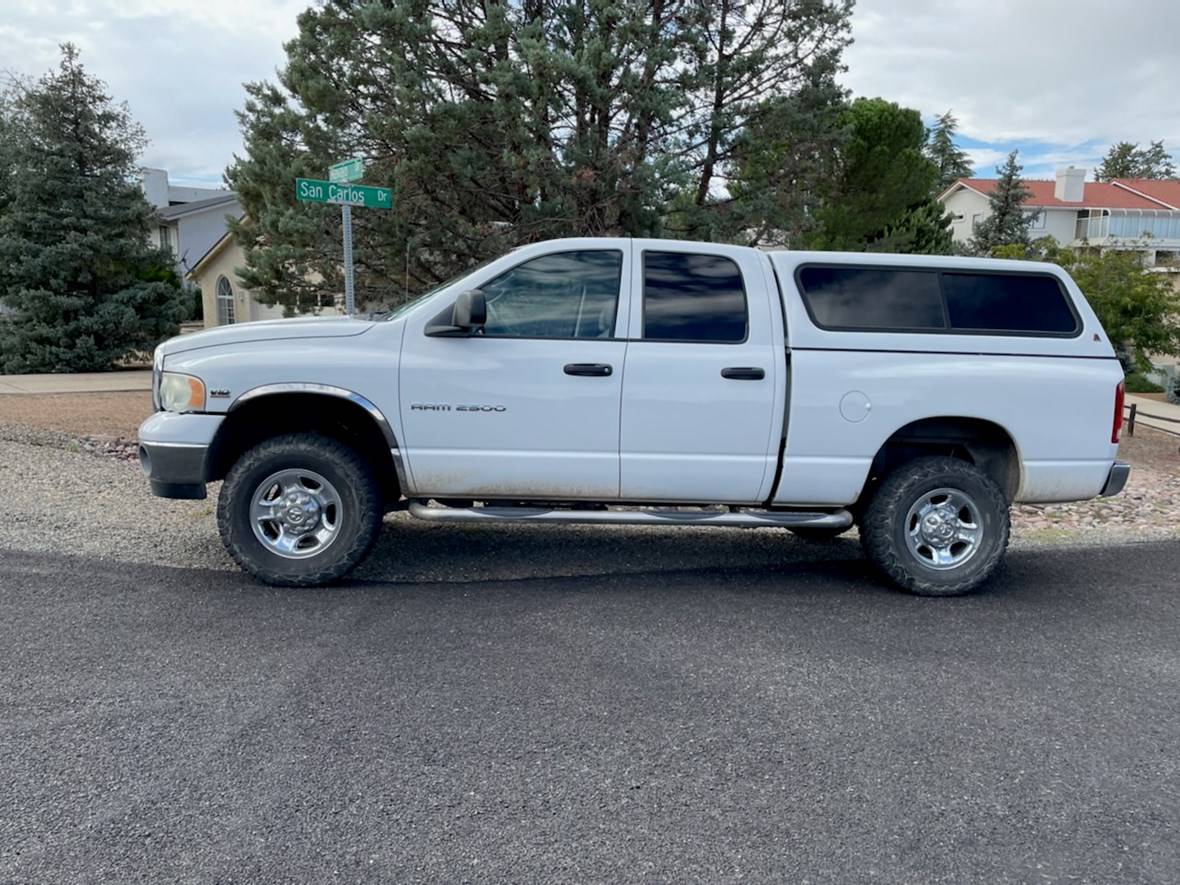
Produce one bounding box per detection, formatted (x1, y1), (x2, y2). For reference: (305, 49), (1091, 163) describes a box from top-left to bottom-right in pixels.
(216, 275), (236, 325)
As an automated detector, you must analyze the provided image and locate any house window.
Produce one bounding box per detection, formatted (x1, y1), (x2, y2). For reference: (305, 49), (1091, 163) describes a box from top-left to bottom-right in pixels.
(216, 275), (236, 325)
(159, 225), (173, 255)
(971, 213), (983, 231)
(1027, 210), (1046, 230)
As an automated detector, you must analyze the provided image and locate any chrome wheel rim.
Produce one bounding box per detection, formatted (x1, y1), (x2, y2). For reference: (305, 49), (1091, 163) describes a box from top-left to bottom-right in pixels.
(250, 468), (343, 560)
(904, 487), (982, 571)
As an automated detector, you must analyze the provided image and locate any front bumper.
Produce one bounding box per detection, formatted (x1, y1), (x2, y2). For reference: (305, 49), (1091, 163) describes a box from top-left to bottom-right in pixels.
(138, 412), (224, 500)
(1099, 461), (1131, 497)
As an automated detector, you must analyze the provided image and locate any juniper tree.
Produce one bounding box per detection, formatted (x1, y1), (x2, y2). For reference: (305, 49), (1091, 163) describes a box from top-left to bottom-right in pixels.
(0, 45), (186, 373)
(970, 150), (1034, 253)
(925, 110), (973, 192)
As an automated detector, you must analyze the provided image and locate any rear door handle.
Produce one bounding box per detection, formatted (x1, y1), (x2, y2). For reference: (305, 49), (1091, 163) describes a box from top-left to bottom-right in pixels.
(721, 367), (765, 380)
(564, 363), (613, 377)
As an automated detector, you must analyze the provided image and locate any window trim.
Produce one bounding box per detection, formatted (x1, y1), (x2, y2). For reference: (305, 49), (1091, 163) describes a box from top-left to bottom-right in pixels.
(794, 263), (1082, 340)
(428, 248), (626, 342)
(639, 249), (750, 345)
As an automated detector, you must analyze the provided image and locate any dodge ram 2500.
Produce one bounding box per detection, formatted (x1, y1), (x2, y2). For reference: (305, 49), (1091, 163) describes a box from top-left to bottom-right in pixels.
(139, 238), (1129, 595)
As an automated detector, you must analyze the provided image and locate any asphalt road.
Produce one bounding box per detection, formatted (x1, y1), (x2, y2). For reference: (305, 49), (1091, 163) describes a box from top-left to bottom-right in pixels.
(1, 539), (1178, 884)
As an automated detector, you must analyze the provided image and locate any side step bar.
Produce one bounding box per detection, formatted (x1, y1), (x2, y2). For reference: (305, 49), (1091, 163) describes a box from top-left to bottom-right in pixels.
(407, 501), (852, 530)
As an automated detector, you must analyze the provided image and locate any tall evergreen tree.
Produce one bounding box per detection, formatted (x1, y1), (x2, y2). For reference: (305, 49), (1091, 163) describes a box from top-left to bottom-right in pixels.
(1096, 140), (1176, 181)
(970, 150), (1033, 253)
(806, 97), (941, 250)
(0, 45), (186, 373)
(227, 0), (854, 311)
(925, 110), (973, 191)
(699, 62), (848, 246)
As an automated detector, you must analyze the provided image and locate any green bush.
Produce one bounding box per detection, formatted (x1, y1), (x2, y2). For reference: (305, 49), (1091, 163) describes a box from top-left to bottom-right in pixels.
(1124, 372), (1164, 394)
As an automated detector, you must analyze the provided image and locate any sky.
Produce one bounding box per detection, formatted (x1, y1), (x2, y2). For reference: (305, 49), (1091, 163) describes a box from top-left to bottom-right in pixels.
(3, 0), (1178, 187)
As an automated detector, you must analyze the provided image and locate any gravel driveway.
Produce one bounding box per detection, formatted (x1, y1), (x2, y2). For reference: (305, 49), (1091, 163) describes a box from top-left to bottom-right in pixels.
(1, 420), (1177, 582)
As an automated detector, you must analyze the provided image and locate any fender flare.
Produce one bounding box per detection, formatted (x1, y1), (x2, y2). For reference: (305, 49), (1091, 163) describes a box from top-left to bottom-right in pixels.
(227, 382), (412, 493)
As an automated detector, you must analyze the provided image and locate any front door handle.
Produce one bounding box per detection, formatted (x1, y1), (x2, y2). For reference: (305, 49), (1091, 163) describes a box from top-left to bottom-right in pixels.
(564, 363), (613, 377)
(721, 367), (765, 380)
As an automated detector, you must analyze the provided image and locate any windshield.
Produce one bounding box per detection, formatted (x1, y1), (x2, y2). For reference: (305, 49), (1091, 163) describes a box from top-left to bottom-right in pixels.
(384, 254), (503, 321)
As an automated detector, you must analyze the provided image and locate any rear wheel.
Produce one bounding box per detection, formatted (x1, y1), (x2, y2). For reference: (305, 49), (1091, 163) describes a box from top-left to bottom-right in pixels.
(860, 456), (1009, 596)
(217, 433), (382, 586)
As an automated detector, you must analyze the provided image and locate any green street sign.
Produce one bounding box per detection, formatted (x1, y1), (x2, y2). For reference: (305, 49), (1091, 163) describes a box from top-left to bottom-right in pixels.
(329, 157), (365, 183)
(295, 178), (393, 210)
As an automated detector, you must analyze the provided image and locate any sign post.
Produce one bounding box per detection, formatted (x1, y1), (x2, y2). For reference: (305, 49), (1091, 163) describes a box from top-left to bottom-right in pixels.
(296, 160), (392, 317)
(330, 159), (363, 316)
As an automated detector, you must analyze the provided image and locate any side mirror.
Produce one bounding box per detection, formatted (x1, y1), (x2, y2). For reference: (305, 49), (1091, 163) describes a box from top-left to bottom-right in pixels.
(452, 290), (486, 331)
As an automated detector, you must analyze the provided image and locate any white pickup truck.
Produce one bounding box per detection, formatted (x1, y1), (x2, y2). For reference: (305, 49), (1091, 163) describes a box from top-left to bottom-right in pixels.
(139, 238), (1129, 595)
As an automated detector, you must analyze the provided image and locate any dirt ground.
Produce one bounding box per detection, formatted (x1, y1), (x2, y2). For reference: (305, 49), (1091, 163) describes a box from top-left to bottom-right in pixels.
(0, 390), (1176, 544)
(0, 391), (152, 438)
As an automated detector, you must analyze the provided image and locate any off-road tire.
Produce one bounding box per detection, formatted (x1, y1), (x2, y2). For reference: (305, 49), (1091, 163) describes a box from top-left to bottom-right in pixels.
(860, 456), (1009, 596)
(217, 433), (382, 587)
(788, 526), (851, 542)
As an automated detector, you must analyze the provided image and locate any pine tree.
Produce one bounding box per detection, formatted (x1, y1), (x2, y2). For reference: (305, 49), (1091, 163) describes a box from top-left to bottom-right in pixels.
(867, 198), (955, 255)
(970, 151), (1034, 253)
(227, 0), (855, 312)
(925, 110), (973, 191)
(806, 98), (940, 250)
(0, 45), (186, 373)
(704, 64), (848, 246)
(1096, 140), (1176, 181)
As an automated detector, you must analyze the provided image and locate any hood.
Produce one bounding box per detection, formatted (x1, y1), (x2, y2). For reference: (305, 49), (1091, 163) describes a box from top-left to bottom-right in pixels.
(161, 316), (376, 357)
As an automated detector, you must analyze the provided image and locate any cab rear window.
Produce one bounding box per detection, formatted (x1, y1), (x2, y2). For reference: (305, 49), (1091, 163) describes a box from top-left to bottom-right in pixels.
(796, 266), (1080, 337)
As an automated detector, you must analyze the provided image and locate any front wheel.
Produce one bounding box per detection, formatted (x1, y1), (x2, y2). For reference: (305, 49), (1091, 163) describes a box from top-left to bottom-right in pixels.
(217, 433), (382, 586)
(860, 456), (1009, 596)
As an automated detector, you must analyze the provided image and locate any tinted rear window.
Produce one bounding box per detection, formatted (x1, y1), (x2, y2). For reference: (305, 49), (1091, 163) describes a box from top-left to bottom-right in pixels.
(797, 267), (945, 330)
(796, 266), (1080, 337)
(643, 252), (747, 343)
(942, 272), (1078, 334)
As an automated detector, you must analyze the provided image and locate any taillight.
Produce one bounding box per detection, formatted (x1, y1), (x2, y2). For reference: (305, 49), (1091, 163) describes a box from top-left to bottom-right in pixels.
(1112, 380), (1125, 443)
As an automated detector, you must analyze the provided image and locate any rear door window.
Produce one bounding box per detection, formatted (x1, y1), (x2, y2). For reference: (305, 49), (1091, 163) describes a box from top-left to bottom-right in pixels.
(942, 272), (1078, 335)
(642, 252), (748, 343)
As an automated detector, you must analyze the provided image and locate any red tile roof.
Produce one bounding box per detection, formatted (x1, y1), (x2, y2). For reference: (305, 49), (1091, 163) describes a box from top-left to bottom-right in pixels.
(955, 178), (1169, 210)
(1110, 179), (1180, 210)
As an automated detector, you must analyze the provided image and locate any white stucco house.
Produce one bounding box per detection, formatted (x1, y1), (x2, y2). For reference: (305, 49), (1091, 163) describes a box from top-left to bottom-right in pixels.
(939, 167), (1180, 270)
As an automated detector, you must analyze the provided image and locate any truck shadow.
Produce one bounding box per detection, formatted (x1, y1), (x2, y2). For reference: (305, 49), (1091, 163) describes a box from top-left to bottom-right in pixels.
(347, 515), (894, 594)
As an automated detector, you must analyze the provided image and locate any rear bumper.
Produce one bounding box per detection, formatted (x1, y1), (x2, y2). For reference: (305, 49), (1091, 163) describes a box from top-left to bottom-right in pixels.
(1100, 461), (1131, 497)
(137, 412), (224, 500)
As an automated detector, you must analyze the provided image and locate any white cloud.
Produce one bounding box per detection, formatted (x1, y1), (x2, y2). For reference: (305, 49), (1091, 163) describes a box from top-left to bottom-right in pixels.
(843, 0), (1180, 151)
(4, 1), (1178, 187)
(2, 0), (306, 185)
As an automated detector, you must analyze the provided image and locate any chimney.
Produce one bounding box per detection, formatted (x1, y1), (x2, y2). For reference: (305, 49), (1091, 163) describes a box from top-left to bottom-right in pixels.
(140, 167), (170, 209)
(1054, 166), (1086, 202)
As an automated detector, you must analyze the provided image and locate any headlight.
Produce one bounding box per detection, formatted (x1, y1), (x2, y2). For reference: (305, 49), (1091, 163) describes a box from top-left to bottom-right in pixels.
(158, 372), (206, 413)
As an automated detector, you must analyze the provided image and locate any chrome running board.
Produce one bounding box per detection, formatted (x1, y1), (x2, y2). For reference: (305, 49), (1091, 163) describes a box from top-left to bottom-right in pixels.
(407, 501), (852, 530)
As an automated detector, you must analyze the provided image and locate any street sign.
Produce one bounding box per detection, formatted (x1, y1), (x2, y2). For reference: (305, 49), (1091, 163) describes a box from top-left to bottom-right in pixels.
(296, 170), (394, 318)
(295, 178), (393, 210)
(329, 157), (365, 183)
